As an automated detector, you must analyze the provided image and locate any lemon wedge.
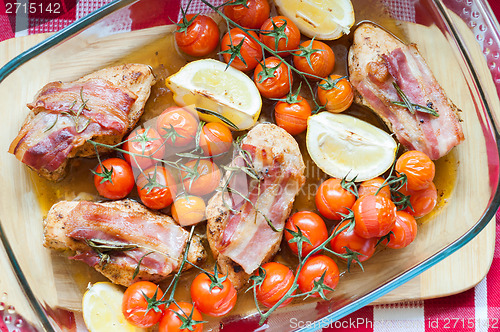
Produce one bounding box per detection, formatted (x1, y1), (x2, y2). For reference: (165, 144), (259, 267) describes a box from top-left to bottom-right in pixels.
(275, 0), (355, 40)
(166, 59), (262, 130)
(307, 112), (397, 181)
(82, 282), (146, 332)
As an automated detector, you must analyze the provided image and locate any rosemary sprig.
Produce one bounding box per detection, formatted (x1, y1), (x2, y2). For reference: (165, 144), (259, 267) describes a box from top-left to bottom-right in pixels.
(61, 87), (91, 133)
(392, 82), (439, 117)
(195, 107), (239, 130)
(85, 239), (138, 266)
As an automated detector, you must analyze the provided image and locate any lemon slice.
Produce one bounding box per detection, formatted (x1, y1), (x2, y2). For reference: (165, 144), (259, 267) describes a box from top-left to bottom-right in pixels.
(82, 282), (146, 332)
(307, 112), (397, 181)
(166, 59), (262, 130)
(275, 0), (355, 40)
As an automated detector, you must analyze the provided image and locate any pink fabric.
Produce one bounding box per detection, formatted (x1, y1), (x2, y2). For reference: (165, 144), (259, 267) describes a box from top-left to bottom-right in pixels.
(1, 0), (500, 331)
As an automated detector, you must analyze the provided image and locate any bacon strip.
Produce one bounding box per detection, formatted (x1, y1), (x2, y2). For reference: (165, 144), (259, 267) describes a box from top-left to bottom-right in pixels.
(64, 201), (188, 276)
(9, 79), (136, 173)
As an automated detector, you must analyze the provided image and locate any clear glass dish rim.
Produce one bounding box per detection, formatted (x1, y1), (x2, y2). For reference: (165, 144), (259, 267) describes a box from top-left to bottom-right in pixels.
(0, 0), (499, 331)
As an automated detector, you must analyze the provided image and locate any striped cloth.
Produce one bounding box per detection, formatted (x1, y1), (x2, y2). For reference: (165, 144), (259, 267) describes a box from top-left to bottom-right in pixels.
(0, 0), (499, 331)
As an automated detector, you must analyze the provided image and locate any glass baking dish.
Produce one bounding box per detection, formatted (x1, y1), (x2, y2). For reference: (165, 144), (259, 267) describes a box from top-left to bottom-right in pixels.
(0, 0), (499, 331)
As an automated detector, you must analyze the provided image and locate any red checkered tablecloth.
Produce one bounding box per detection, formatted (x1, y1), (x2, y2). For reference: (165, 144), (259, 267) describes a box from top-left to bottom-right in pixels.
(0, 0), (500, 331)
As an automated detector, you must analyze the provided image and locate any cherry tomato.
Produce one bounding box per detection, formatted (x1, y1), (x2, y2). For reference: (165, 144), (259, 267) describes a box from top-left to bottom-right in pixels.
(190, 273), (237, 317)
(223, 0), (270, 29)
(352, 195), (396, 239)
(315, 178), (356, 220)
(400, 182), (438, 218)
(274, 95), (311, 136)
(396, 150), (435, 191)
(330, 220), (377, 263)
(199, 122), (233, 157)
(159, 302), (203, 332)
(171, 195), (206, 226)
(122, 281), (164, 328)
(156, 106), (199, 147)
(254, 57), (292, 99)
(255, 262), (295, 309)
(181, 159), (221, 196)
(123, 127), (165, 170)
(175, 14), (219, 57)
(358, 177), (391, 200)
(293, 40), (335, 80)
(221, 28), (263, 72)
(93, 158), (134, 199)
(136, 165), (177, 210)
(317, 75), (354, 113)
(285, 211), (328, 257)
(260, 16), (300, 56)
(383, 211), (418, 249)
(297, 255), (339, 297)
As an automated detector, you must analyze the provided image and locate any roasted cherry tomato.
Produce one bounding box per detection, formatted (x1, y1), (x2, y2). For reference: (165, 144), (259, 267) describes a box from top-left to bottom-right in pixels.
(260, 16), (300, 56)
(383, 211), (418, 249)
(400, 182), (438, 218)
(315, 178), (356, 220)
(352, 195), (396, 239)
(317, 75), (354, 113)
(175, 14), (220, 57)
(171, 195), (206, 226)
(396, 150), (435, 191)
(255, 262), (295, 309)
(297, 255), (339, 297)
(358, 177), (391, 200)
(293, 40), (335, 80)
(285, 211), (328, 257)
(181, 159), (221, 196)
(223, 0), (270, 29)
(221, 28), (263, 72)
(156, 106), (199, 147)
(330, 220), (377, 263)
(122, 281), (165, 328)
(93, 158), (134, 199)
(254, 57), (292, 99)
(190, 272), (237, 317)
(159, 302), (203, 332)
(136, 165), (177, 210)
(123, 127), (165, 170)
(199, 122), (233, 157)
(274, 95), (311, 136)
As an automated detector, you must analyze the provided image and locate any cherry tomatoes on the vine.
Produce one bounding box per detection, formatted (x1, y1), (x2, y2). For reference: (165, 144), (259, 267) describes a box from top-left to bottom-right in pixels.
(315, 178), (356, 220)
(352, 195), (396, 239)
(156, 106), (199, 147)
(396, 150), (435, 191)
(175, 14), (220, 57)
(358, 177), (391, 200)
(93, 158), (134, 199)
(181, 159), (221, 196)
(297, 255), (339, 297)
(254, 262), (295, 309)
(136, 165), (177, 210)
(122, 281), (164, 328)
(254, 57), (292, 99)
(260, 16), (301, 56)
(223, 0), (270, 29)
(285, 211), (327, 257)
(399, 182), (438, 218)
(123, 127), (165, 170)
(293, 40), (335, 80)
(171, 195), (206, 226)
(330, 220), (377, 263)
(199, 122), (233, 157)
(190, 273), (237, 317)
(383, 211), (418, 249)
(159, 302), (203, 332)
(317, 75), (354, 113)
(221, 28), (263, 72)
(274, 95), (311, 136)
